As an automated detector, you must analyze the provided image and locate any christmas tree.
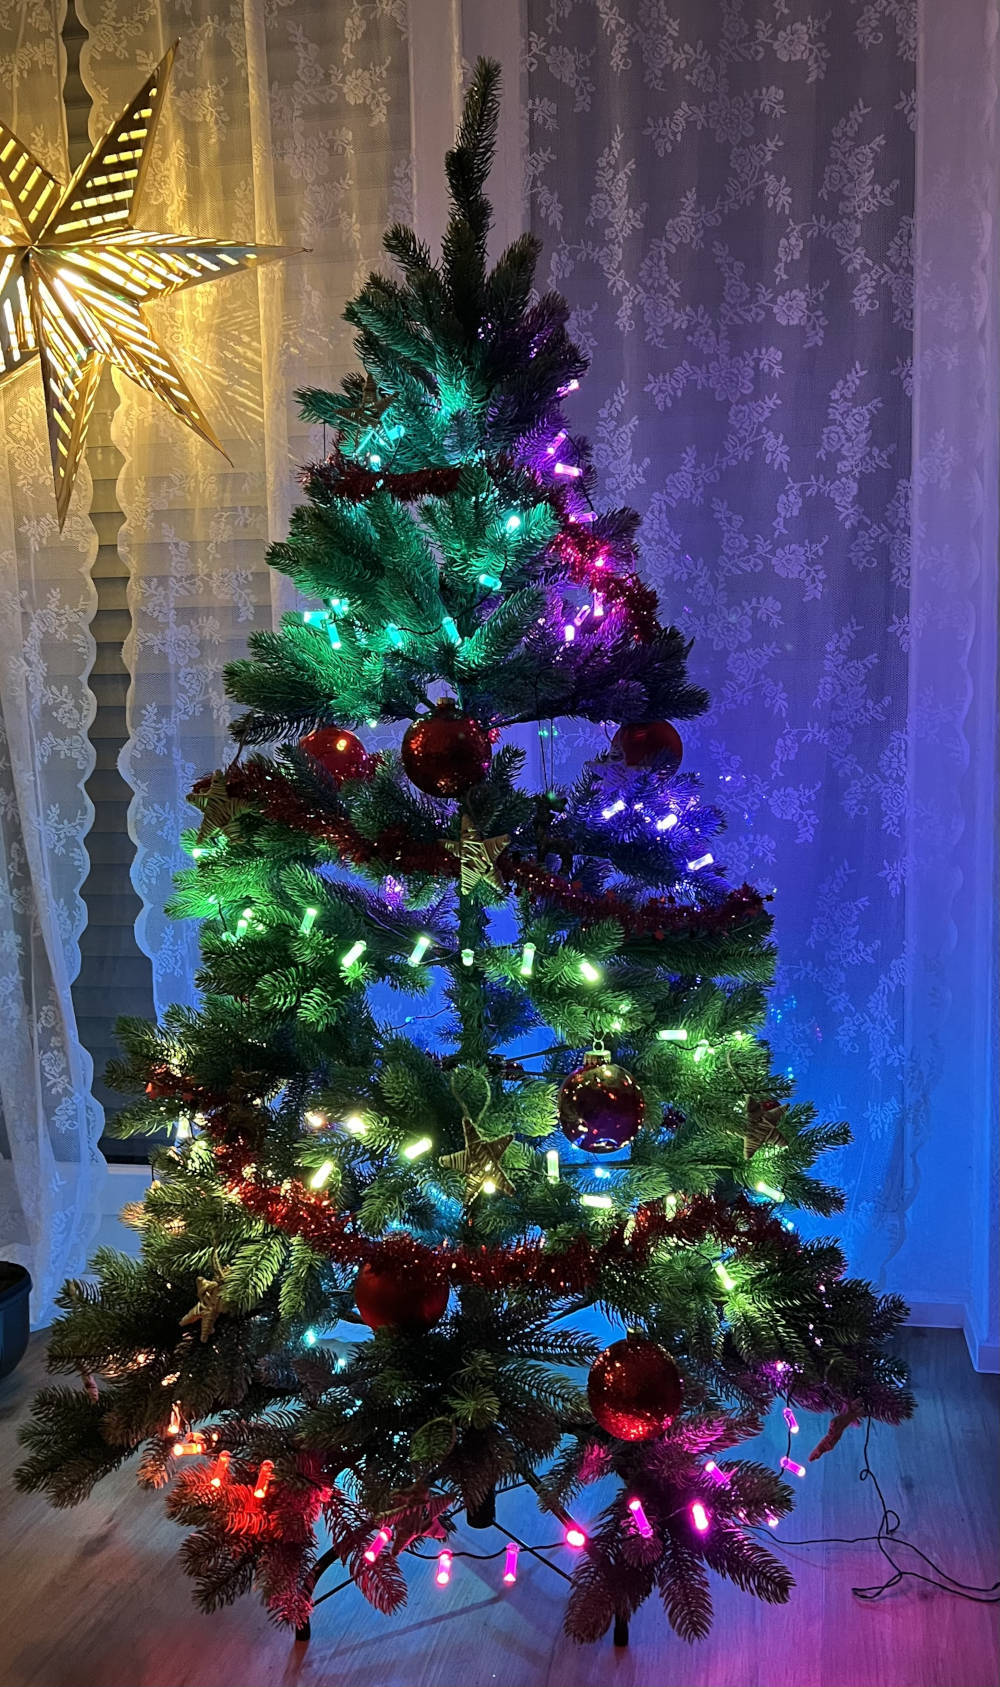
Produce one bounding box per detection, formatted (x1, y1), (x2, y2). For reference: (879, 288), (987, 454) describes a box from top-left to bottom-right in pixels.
(17, 62), (913, 1646)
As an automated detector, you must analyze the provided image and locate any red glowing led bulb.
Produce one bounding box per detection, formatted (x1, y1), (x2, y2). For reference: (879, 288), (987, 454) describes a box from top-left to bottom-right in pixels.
(564, 1524), (587, 1549)
(253, 1459), (274, 1499)
(435, 1550), (453, 1586)
(364, 1526), (391, 1563)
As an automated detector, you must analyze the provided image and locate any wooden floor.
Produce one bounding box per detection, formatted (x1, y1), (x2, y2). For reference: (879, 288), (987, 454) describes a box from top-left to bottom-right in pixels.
(1, 1329), (997, 1687)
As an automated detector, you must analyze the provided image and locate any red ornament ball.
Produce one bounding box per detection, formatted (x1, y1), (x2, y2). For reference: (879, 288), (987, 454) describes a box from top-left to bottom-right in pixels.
(611, 720), (683, 775)
(299, 725), (371, 786)
(354, 1261), (449, 1332)
(588, 1337), (683, 1441)
(558, 1058), (646, 1155)
(401, 702), (492, 798)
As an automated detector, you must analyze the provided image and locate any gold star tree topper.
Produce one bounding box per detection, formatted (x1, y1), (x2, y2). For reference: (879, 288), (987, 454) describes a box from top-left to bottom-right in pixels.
(0, 43), (290, 526)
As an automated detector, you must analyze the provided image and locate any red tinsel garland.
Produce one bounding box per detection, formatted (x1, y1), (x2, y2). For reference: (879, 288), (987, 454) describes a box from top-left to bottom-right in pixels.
(299, 451), (464, 504)
(208, 761), (767, 944)
(209, 1132), (797, 1293)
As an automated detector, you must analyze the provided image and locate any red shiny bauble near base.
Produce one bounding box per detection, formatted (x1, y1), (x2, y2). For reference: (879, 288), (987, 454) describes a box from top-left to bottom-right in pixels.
(611, 720), (683, 775)
(354, 1261), (449, 1331)
(588, 1337), (683, 1441)
(558, 1058), (645, 1154)
(299, 726), (371, 785)
(401, 702), (492, 798)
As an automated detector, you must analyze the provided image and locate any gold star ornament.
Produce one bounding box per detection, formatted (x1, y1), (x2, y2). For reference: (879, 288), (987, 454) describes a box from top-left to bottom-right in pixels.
(439, 1116), (515, 1202)
(0, 43), (291, 526)
(444, 815), (510, 894)
(179, 1257), (229, 1342)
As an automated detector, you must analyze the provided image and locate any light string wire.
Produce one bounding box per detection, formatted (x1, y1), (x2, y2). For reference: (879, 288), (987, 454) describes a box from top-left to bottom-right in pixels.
(753, 1417), (1000, 1606)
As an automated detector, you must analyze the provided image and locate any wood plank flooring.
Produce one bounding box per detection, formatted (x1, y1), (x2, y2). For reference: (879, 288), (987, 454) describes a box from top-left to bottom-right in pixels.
(1, 1328), (996, 1687)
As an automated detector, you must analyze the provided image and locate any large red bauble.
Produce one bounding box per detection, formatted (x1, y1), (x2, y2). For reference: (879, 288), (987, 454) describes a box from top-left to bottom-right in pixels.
(299, 726), (371, 785)
(354, 1261), (449, 1332)
(401, 703), (492, 798)
(558, 1058), (645, 1155)
(611, 720), (683, 775)
(587, 1337), (683, 1441)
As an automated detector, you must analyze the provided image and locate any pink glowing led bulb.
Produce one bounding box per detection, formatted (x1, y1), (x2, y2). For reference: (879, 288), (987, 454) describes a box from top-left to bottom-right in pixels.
(783, 1407), (799, 1434)
(435, 1550), (453, 1586)
(627, 1497), (653, 1539)
(502, 1542), (519, 1584)
(363, 1526), (392, 1563)
(690, 1501), (711, 1533)
(564, 1524), (587, 1549)
(545, 429), (568, 457)
(780, 1457), (806, 1479)
(553, 461), (582, 477)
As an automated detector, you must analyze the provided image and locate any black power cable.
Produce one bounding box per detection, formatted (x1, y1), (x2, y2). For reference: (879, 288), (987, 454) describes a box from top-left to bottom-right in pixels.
(753, 1417), (1000, 1606)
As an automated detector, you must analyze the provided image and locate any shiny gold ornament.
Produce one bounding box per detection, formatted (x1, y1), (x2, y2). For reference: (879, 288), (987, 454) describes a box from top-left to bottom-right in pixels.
(0, 43), (290, 526)
(444, 814), (510, 894)
(439, 1115), (515, 1202)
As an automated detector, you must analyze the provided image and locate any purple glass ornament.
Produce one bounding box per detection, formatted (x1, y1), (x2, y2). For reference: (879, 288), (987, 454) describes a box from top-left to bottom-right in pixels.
(558, 1059), (646, 1155)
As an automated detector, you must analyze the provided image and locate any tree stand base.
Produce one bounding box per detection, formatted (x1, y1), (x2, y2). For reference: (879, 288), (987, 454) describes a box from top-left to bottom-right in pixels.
(465, 1488), (496, 1529)
(613, 1613), (630, 1648)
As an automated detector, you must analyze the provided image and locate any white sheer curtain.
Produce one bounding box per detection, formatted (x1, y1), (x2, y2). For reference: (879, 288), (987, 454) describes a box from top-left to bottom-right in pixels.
(0, 0), (107, 1324)
(896, 0), (999, 1360)
(76, 0), (413, 1018)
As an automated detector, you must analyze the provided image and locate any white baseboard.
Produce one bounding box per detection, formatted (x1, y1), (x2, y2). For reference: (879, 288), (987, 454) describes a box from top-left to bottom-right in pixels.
(963, 1311), (1000, 1374)
(904, 1300), (999, 1373)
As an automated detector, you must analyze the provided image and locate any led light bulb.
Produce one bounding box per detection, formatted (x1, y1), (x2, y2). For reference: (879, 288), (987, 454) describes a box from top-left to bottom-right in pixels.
(580, 1193), (613, 1210)
(299, 906), (318, 934)
(755, 1180), (784, 1203)
(520, 941), (536, 977)
(341, 940), (367, 968)
(782, 1407), (799, 1434)
(545, 1148), (560, 1184)
(435, 1550), (453, 1586)
(309, 1161), (334, 1190)
(656, 1027), (688, 1042)
(627, 1497), (653, 1539)
(364, 1526), (391, 1563)
(687, 853), (714, 872)
(504, 513), (522, 531)
(564, 1525), (587, 1549)
(601, 799), (625, 819)
(579, 959), (601, 984)
(253, 1459), (274, 1500)
(553, 461), (582, 477)
(402, 1136), (432, 1161)
(209, 1450), (230, 1489)
(715, 1261), (735, 1292)
(304, 1110), (327, 1130)
(690, 1501), (710, 1533)
(502, 1542), (519, 1583)
(481, 1178), (497, 1196)
(461, 948), (475, 967)
(656, 813), (678, 831)
(780, 1457), (806, 1478)
(408, 934), (432, 966)
(344, 1114), (367, 1135)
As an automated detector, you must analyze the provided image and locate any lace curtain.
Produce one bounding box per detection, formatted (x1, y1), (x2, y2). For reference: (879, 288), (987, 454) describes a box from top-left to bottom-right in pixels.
(0, 0), (106, 1323)
(1, 0), (995, 1331)
(523, 0), (918, 1283)
(76, 0), (413, 1020)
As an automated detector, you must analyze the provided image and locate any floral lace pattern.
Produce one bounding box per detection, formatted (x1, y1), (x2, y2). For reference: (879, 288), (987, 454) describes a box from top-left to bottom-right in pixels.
(76, 0), (413, 1019)
(525, 0), (916, 1279)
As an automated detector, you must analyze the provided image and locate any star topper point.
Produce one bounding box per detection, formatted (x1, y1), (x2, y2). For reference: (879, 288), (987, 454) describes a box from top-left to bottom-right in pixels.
(0, 43), (292, 526)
